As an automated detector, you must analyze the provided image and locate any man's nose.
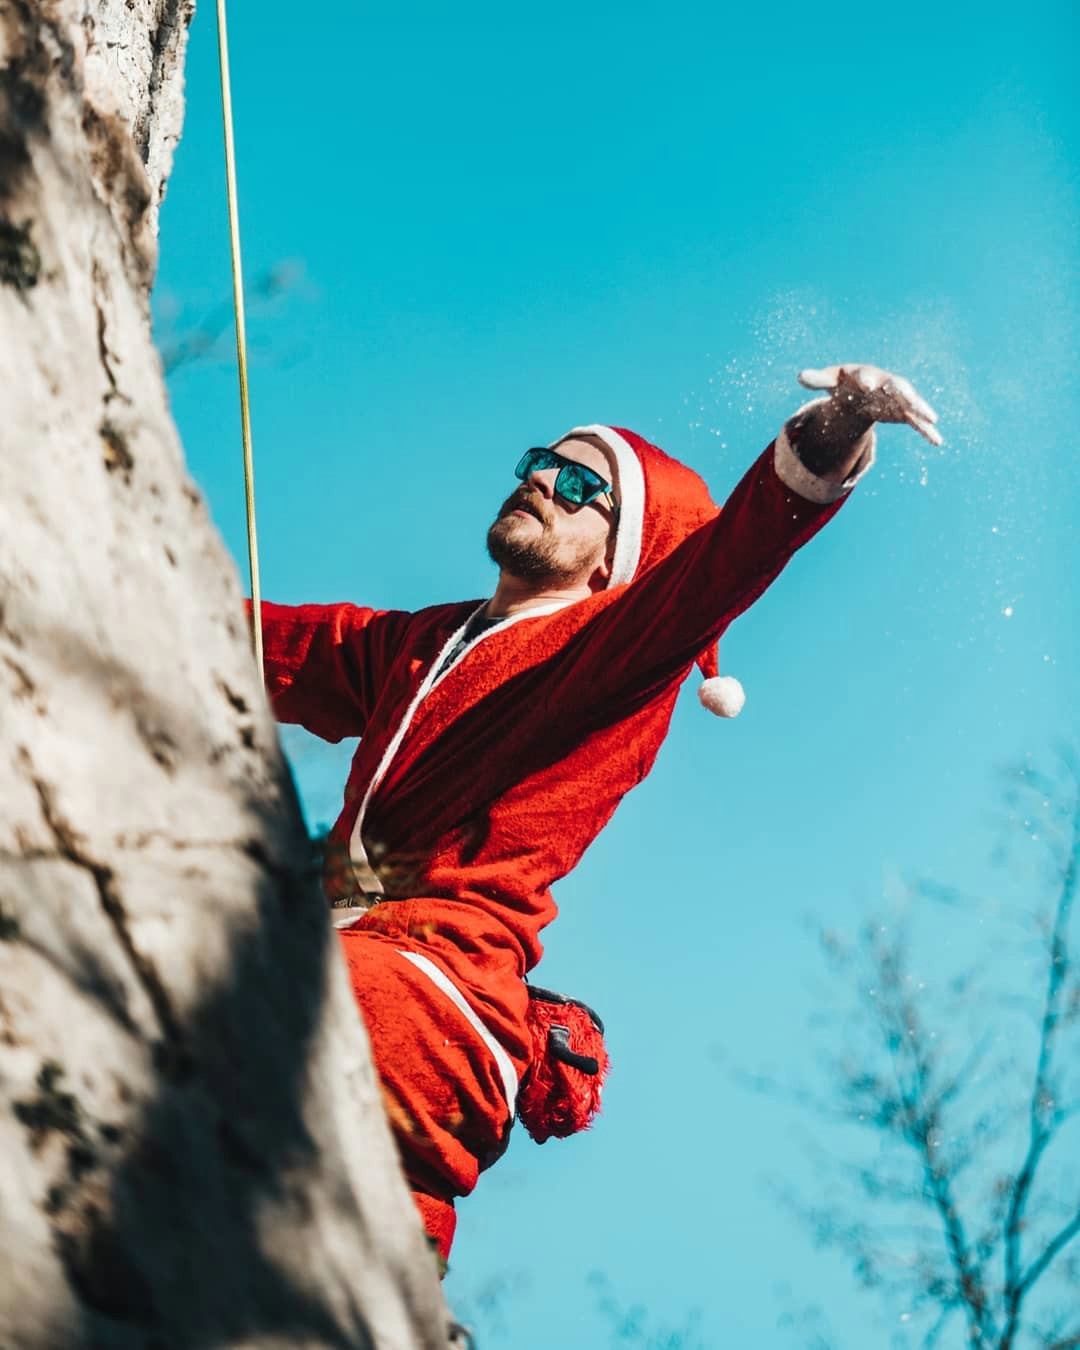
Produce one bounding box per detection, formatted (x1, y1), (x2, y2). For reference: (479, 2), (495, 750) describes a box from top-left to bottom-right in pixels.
(526, 466), (559, 498)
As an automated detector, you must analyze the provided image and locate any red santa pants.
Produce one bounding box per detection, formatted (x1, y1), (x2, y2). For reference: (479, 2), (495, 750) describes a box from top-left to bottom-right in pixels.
(337, 926), (517, 1261)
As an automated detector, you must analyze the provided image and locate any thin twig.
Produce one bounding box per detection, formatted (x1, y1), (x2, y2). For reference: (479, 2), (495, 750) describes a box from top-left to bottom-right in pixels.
(1000, 785), (1080, 1349)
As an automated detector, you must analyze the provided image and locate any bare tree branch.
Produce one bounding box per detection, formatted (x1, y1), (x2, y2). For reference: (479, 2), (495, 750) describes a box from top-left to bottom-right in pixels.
(158, 262), (304, 374)
(1018, 1208), (1080, 1302)
(1000, 779), (1080, 1350)
(763, 751), (1080, 1350)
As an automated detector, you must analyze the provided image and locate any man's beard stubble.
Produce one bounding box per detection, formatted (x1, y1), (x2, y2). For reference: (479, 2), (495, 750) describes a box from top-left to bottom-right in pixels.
(486, 513), (563, 583)
(486, 489), (600, 585)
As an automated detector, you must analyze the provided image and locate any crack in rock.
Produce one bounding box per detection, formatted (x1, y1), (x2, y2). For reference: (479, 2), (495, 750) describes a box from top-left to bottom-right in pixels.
(18, 749), (191, 1079)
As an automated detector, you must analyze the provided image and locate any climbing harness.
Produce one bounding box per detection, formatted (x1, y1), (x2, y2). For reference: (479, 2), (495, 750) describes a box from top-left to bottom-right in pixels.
(214, 0), (262, 669)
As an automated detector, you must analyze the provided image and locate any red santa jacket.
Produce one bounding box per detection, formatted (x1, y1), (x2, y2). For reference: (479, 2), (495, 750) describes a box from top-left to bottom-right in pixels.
(258, 426), (860, 1075)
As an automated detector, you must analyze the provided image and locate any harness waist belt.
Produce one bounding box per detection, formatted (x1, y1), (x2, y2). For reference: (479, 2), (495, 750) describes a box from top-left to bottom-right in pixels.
(330, 891), (385, 928)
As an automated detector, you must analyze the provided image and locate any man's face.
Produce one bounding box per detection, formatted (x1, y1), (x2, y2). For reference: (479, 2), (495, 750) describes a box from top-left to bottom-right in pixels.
(486, 437), (617, 589)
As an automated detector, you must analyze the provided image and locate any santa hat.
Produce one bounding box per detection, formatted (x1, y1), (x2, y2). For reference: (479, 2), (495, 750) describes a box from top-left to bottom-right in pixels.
(551, 425), (745, 718)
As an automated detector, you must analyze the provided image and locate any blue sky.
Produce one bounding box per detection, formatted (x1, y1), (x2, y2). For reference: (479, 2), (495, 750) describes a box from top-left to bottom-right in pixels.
(156, 3), (1077, 1344)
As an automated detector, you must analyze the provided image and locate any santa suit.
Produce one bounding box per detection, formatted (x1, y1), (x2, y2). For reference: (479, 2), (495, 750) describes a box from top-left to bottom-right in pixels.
(258, 416), (871, 1258)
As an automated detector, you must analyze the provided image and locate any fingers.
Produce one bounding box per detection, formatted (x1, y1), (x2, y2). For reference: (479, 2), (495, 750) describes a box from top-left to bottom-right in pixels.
(798, 364), (887, 392)
(796, 363), (943, 445)
(889, 372), (938, 427)
(885, 374), (942, 443)
(905, 410), (944, 446)
(797, 366), (842, 391)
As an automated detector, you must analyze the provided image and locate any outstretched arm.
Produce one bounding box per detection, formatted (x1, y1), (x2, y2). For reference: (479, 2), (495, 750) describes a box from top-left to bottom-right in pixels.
(254, 600), (413, 742)
(574, 364), (941, 713)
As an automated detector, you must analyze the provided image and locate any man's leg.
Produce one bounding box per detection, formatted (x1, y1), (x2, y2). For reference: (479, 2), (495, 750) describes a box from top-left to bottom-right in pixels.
(337, 928), (515, 1263)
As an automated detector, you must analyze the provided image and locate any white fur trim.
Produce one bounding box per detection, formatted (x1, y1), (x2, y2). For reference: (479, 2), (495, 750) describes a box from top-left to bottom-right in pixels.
(698, 676), (745, 718)
(551, 425), (645, 588)
(774, 399), (876, 505)
(396, 950), (519, 1113)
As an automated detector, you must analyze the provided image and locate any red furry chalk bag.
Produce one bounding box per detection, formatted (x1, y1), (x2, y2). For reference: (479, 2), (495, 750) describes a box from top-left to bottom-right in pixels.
(517, 985), (609, 1144)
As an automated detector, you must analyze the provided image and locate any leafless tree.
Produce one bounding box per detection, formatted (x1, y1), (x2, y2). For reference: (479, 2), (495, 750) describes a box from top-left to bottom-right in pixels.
(767, 750), (1080, 1349)
(156, 259), (308, 374)
(587, 1271), (707, 1349)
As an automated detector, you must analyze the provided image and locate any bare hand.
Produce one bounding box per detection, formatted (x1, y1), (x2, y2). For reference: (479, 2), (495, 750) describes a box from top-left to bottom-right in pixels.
(798, 364), (943, 447)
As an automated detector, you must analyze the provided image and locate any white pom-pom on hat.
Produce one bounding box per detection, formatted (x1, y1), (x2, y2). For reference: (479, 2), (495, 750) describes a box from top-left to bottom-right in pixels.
(695, 641), (744, 718)
(698, 675), (745, 718)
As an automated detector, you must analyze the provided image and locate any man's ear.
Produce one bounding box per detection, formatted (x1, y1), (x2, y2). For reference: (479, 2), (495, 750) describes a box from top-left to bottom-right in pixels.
(589, 538), (615, 592)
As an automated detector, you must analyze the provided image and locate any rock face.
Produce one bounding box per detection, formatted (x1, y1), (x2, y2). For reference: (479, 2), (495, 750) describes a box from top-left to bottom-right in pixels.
(0, 4), (449, 1344)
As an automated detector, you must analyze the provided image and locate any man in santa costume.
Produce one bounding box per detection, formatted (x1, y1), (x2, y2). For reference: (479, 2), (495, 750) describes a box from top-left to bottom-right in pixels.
(256, 363), (941, 1262)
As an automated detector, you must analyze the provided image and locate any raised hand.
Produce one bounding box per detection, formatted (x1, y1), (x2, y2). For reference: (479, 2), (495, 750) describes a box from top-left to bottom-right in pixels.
(798, 363), (943, 447)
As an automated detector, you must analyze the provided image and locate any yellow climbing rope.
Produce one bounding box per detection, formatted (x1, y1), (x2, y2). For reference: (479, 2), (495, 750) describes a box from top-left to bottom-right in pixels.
(214, 0), (262, 670)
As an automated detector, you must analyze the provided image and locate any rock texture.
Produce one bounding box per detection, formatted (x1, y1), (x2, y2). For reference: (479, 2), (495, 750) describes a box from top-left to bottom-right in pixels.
(0, 3), (450, 1344)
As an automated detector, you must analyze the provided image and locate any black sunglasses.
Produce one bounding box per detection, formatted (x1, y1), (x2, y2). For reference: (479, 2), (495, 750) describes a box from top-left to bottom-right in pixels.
(514, 447), (618, 515)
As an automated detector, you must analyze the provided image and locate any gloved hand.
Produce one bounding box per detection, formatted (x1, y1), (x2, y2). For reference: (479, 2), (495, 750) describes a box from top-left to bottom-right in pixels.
(798, 363), (943, 446)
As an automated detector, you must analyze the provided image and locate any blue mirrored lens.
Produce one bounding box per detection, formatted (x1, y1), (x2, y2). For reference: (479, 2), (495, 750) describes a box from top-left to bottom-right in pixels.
(556, 462), (595, 504)
(514, 448), (610, 507)
(514, 448), (558, 482)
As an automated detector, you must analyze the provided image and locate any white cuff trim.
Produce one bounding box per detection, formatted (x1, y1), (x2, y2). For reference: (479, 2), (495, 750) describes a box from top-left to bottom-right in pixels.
(774, 399), (876, 505)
